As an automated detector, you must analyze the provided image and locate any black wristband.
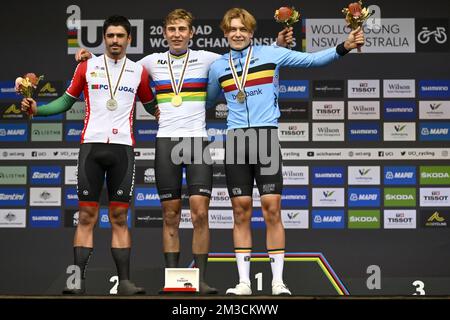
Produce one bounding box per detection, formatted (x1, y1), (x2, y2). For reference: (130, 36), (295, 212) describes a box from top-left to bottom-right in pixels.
(336, 42), (350, 56)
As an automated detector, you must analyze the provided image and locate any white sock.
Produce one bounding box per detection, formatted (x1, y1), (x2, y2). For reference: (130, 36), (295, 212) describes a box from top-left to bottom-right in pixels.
(235, 248), (251, 284)
(268, 249), (285, 284)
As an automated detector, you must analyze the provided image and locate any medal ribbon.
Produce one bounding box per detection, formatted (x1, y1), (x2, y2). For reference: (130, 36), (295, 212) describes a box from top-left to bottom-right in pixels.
(228, 46), (253, 93)
(167, 50), (190, 97)
(104, 55), (127, 101)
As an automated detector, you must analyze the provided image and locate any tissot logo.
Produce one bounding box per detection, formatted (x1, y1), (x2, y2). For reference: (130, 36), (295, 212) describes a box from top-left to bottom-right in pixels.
(278, 122), (308, 141)
(420, 188), (450, 206)
(415, 19), (449, 52)
(348, 80), (380, 98)
(384, 210), (416, 229)
(312, 101), (344, 120)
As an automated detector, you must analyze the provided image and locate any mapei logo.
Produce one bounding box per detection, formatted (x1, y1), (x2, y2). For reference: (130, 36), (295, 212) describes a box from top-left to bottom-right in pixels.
(66, 5), (143, 54)
(419, 123), (450, 141)
(134, 187), (160, 207)
(384, 166), (416, 185)
(278, 80), (309, 99)
(348, 188), (380, 207)
(312, 210), (344, 229)
(0, 124), (28, 141)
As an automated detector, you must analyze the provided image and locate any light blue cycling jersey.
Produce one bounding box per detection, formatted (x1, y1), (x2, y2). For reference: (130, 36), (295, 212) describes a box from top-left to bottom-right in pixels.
(206, 44), (345, 129)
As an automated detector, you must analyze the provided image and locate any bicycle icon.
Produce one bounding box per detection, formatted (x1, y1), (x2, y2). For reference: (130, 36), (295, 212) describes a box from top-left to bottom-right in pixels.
(418, 26), (447, 44)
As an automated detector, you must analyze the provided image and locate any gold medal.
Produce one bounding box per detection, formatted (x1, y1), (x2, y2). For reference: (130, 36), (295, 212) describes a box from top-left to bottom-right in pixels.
(106, 98), (118, 111)
(171, 95), (183, 107)
(237, 90), (246, 103)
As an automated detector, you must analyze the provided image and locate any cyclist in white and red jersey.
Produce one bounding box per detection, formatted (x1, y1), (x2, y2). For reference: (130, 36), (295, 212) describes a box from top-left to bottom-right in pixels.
(21, 15), (156, 295)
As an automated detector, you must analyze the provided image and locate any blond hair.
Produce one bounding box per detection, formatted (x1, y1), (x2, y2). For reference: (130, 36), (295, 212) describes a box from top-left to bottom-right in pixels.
(164, 9), (194, 29)
(220, 8), (257, 33)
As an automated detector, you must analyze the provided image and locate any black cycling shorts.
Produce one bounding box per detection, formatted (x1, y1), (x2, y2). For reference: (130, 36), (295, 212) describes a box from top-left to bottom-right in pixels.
(155, 137), (212, 201)
(225, 127), (283, 197)
(77, 143), (135, 204)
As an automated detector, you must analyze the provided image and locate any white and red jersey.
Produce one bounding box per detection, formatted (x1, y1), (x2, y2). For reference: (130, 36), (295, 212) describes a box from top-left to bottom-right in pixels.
(66, 54), (154, 146)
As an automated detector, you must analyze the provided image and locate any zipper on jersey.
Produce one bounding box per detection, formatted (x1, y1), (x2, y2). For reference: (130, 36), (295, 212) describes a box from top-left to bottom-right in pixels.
(238, 53), (251, 128)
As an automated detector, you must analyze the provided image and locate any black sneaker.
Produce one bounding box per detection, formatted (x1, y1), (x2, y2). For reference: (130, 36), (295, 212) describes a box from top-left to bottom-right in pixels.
(199, 281), (218, 294)
(62, 280), (86, 295)
(117, 280), (146, 295)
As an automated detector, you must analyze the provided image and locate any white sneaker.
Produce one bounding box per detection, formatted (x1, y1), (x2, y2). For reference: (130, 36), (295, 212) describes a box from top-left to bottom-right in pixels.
(226, 281), (252, 295)
(272, 282), (291, 296)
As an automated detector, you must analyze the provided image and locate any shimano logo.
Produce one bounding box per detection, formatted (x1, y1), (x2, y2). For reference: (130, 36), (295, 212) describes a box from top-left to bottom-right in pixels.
(31, 216), (58, 221)
(422, 86), (448, 91)
(351, 129), (378, 134)
(315, 173), (342, 178)
(386, 107), (413, 113)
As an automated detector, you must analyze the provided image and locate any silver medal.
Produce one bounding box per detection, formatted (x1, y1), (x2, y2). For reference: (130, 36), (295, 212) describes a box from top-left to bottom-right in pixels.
(106, 98), (118, 111)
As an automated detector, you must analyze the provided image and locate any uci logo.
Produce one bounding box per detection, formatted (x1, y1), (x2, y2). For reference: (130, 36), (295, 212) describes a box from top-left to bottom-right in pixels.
(66, 5), (144, 55)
